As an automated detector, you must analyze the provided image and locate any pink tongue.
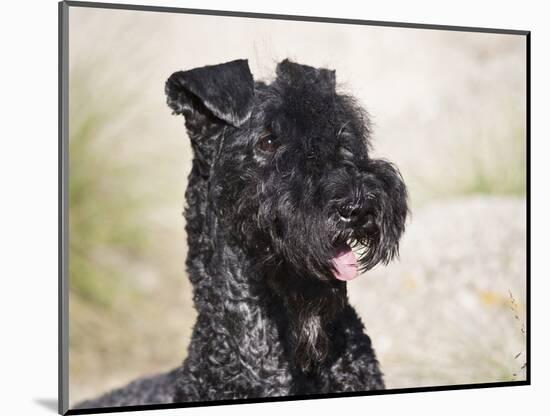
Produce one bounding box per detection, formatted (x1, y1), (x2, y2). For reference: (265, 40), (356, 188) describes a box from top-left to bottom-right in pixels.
(331, 246), (358, 281)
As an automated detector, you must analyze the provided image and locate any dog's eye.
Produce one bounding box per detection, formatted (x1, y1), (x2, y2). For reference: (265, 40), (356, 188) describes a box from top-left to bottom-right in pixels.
(256, 131), (280, 153)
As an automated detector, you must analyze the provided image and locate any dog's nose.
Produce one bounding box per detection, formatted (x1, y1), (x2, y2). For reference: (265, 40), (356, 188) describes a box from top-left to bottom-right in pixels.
(337, 202), (361, 223)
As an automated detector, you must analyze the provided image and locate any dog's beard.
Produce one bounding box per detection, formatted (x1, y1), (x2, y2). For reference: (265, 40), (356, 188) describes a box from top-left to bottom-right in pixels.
(231, 202), (398, 373)
(265, 263), (347, 373)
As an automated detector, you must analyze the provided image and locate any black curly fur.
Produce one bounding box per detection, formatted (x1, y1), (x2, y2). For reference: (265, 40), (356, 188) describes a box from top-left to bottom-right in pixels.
(75, 59), (408, 410)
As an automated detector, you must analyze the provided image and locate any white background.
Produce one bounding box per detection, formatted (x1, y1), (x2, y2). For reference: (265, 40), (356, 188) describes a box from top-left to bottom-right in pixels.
(0, 0), (546, 415)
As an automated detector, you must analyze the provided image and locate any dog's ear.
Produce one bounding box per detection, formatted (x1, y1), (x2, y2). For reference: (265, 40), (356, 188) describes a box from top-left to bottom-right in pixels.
(276, 59), (336, 92)
(165, 59), (254, 129)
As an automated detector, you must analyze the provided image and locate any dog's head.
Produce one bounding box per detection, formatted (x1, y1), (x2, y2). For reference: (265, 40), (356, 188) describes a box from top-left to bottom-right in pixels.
(166, 59), (408, 371)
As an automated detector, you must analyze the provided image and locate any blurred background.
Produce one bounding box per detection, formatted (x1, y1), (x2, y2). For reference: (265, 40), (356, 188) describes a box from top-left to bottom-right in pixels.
(68, 6), (527, 406)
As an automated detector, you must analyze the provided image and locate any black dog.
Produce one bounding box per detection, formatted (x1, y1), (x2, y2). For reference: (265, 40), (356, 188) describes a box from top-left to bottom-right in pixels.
(76, 59), (408, 409)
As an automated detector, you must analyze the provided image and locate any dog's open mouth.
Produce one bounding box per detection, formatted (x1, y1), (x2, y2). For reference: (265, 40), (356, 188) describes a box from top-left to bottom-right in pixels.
(331, 243), (358, 281)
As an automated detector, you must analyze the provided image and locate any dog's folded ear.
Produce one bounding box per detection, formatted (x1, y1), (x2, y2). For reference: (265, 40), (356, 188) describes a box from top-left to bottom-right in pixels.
(165, 59), (254, 128)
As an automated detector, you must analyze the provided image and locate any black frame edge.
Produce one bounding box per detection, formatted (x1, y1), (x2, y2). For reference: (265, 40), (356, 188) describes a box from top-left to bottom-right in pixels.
(525, 31), (531, 386)
(63, 0), (529, 35)
(66, 381), (530, 415)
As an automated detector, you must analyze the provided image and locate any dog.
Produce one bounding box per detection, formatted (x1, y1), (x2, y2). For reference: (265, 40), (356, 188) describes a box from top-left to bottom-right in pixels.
(75, 59), (408, 409)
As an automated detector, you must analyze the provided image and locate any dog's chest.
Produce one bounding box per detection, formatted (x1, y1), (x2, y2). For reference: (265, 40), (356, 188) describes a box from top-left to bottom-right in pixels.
(216, 280), (296, 397)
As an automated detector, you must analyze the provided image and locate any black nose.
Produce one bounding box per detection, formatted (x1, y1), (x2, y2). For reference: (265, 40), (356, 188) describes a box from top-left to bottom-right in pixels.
(337, 202), (361, 222)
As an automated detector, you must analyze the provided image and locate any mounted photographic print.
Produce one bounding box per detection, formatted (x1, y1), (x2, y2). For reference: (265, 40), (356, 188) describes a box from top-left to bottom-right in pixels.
(59, 1), (530, 414)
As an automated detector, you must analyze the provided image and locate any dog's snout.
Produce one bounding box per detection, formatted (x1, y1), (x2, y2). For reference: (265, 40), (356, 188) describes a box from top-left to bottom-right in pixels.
(337, 202), (361, 222)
